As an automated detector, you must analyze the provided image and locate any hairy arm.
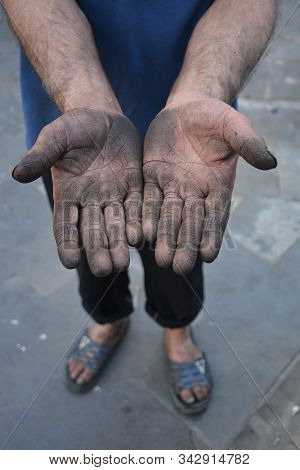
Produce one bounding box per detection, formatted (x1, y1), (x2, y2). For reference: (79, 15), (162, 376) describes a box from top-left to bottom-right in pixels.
(2, 0), (143, 276)
(1, 0), (120, 113)
(168, 0), (276, 106)
(143, 0), (277, 274)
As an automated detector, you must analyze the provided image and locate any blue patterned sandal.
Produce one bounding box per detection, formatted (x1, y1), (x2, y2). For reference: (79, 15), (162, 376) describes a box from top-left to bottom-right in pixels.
(169, 353), (213, 415)
(66, 322), (129, 393)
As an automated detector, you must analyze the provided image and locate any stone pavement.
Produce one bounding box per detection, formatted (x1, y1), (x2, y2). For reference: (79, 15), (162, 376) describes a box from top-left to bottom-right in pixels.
(0, 1), (299, 450)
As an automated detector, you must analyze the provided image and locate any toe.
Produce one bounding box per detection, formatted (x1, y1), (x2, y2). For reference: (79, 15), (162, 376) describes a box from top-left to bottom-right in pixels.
(179, 389), (195, 405)
(69, 363), (84, 381)
(76, 367), (93, 385)
(193, 386), (206, 401)
(194, 385), (211, 401)
(67, 358), (78, 374)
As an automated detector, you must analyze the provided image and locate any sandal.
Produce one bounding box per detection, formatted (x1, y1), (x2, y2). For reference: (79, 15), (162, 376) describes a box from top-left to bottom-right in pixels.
(169, 352), (213, 415)
(65, 321), (129, 393)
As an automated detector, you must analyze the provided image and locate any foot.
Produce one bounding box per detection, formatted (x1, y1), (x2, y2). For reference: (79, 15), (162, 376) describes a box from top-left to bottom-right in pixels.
(67, 317), (129, 385)
(164, 326), (211, 405)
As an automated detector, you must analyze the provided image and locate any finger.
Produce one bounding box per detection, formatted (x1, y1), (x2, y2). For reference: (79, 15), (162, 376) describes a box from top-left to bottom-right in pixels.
(12, 119), (67, 183)
(224, 109), (277, 170)
(142, 183), (163, 242)
(200, 190), (231, 263)
(81, 204), (113, 277)
(155, 193), (183, 268)
(124, 191), (143, 246)
(53, 201), (81, 269)
(173, 197), (205, 275)
(104, 202), (129, 272)
(124, 167), (143, 246)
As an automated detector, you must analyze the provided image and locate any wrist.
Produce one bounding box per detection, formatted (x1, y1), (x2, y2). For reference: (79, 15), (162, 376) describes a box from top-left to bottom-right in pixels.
(166, 74), (232, 109)
(54, 73), (122, 115)
(165, 92), (213, 110)
(63, 93), (122, 115)
(166, 89), (229, 110)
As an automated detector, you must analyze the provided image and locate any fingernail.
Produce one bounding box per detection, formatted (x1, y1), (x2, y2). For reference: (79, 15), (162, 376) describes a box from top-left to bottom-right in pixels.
(12, 165), (18, 179)
(266, 149), (278, 168)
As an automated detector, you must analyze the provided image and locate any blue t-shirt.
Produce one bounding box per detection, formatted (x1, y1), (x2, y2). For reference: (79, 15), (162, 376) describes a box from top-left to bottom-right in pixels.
(21, 0), (215, 147)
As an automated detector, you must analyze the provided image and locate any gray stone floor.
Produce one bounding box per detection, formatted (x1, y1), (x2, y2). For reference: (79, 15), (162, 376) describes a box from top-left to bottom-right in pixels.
(0, 1), (299, 450)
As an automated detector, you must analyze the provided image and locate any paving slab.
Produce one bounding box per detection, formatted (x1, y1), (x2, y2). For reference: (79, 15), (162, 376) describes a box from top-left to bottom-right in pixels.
(7, 222), (74, 297)
(231, 353), (300, 449)
(3, 373), (197, 450)
(258, 354), (300, 448)
(0, 178), (51, 246)
(0, 178), (74, 296)
(268, 37), (300, 66)
(277, 145), (300, 200)
(243, 58), (300, 101)
(144, 241), (300, 448)
(241, 0), (300, 101)
(229, 197), (300, 262)
(0, 411), (16, 446)
(230, 414), (298, 450)
(0, 275), (85, 425)
(234, 159), (280, 199)
(237, 102), (278, 148)
(272, 108), (300, 147)
(276, 0), (300, 39)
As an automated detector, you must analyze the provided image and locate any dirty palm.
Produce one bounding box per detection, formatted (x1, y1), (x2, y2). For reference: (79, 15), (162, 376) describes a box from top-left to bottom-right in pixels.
(143, 98), (276, 274)
(13, 108), (143, 277)
(13, 101), (276, 275)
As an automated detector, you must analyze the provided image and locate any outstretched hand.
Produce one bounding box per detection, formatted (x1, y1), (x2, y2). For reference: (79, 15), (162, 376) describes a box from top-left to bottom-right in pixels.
(142, 98), (277, 275)
(13, 108), (143, 276)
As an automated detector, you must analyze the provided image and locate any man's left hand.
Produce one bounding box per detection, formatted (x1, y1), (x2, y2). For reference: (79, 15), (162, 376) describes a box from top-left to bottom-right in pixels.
(142, 98), (277, 274)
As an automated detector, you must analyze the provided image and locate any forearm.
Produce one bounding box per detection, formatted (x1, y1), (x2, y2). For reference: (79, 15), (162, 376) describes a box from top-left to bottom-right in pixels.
(167, 0), (276, 106)
(2, 0), (120, 113)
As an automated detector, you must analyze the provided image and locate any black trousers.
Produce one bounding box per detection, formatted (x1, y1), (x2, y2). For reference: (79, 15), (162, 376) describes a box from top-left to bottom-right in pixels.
(43, 172), (204, 328)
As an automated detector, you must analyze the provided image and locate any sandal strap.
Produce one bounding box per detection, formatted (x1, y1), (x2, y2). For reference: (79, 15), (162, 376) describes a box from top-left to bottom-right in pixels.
(68, 329), (112, 374)
(170, 353), (212, 394)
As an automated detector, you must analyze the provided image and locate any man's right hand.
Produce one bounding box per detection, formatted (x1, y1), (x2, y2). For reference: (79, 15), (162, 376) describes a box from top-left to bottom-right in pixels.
(13, 108), (143, 277)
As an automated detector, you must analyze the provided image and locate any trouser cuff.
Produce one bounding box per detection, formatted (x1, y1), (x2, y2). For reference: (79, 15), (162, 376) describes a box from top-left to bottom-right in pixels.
(145, 304), (201, 328)
(81, 299), (133, 325)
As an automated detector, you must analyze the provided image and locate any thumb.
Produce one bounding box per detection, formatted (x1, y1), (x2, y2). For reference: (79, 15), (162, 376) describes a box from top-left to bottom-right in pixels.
(224, 110), (277, 170)
(12, 118), (67, 183)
